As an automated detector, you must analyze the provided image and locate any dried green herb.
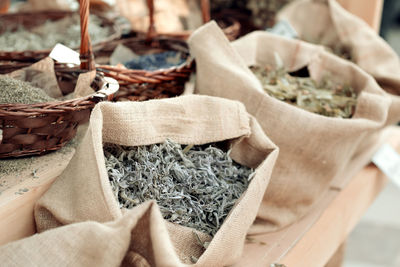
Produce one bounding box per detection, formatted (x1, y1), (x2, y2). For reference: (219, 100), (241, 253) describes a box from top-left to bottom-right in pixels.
(250, 65), (357, 118)
(104, 139), (254, 236)
(0, 14), (111, 51)
(0, 76), (55, 104)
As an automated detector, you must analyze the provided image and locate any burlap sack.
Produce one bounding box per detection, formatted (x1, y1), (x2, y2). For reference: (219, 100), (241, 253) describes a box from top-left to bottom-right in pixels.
(1, 203), (182, 267)
(34, 95), (278, 266)
(189, 22), (391, 233)
(278, 0), (400, 125)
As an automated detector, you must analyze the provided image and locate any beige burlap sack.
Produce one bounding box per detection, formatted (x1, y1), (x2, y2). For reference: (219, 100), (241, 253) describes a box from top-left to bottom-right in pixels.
(189, 22), (391, 233)
(1, 203), (178, 267)
(278, 0), (400, 125)
(34, 95), (278, 266)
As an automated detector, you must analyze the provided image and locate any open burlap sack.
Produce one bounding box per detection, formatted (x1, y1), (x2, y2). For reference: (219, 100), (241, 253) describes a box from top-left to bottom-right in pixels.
(278, 0), (400, 125)
(189, 22), (391, 233)
(34, 95), (278, 266)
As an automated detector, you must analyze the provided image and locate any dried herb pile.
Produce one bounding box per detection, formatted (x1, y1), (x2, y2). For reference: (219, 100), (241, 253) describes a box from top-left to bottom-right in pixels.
(124, 51), (186, 71)
(0, 76), (55, 104)
(250, 66), (357, 118)
(0, 14), (111, 51)
(104, 140), (254, 236)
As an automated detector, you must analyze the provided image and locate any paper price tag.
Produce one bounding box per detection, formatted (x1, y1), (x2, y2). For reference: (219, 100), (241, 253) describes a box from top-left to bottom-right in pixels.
(372, 144), (400, 187)
(267, 20), (298, 39)
(49, 43), (80, 65)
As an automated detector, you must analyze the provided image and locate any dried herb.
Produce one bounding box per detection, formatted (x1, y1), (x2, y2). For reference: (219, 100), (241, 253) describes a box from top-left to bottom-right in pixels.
(0, 76), (55, 104)
(104, 139), (254, 236)
(124, 51), (186, 71)
(250, 65), (357, 118)
(0, 14), (111, 51)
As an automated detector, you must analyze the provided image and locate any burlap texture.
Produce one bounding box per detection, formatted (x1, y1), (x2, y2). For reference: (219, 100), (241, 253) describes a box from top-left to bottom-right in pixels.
(278, 0), (400, 125)
(2, 202), (179, 267)
(33, 95), (278, 266)
(189, 22), (391, 233)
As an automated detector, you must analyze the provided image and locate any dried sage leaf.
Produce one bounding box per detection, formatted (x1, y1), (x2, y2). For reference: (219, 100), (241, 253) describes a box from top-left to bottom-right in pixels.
(250, 65), (357, 118)
(104, 139), (254, 236)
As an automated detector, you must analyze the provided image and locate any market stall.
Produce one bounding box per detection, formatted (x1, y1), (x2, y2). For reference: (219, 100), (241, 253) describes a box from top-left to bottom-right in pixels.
(0, 0), (398, 266)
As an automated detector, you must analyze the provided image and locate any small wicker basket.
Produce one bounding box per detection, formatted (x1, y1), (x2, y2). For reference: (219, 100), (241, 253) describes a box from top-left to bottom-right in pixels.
(0, 0), (117, 159)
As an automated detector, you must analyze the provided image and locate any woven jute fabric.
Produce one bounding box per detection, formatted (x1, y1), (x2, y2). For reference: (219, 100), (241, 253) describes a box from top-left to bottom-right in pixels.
(278, 0), (400, 125)
(32, 95), (278, 266)
(189, 22), (391, 233)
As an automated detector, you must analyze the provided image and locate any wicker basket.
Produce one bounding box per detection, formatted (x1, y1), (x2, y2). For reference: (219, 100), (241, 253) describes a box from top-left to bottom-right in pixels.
(0, 0), (117, 159)
(93, 0), (239, 101)
(94, 35), (191, 101)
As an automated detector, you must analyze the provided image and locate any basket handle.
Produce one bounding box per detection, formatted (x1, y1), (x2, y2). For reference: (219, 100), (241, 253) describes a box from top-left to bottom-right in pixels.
(146, 0), (211, 40)
(79, 0), (95, 71)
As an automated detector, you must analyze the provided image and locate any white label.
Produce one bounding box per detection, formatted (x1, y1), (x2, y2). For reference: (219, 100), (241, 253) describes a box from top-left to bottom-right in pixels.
(93, 77), (120, 99)
(372, 144), (400, 187)
(267, 20), (298, 39)
(49, 43), (80, 65)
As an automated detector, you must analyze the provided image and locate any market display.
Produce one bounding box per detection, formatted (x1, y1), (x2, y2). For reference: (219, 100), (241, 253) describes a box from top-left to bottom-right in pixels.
(0, 1), (398, 266)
